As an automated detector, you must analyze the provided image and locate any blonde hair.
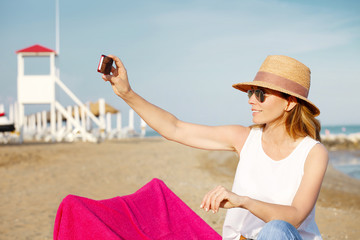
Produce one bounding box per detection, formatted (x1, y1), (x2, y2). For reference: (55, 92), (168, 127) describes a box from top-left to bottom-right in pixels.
(284, 101), (321, 141)
(251, 100), (321, 141)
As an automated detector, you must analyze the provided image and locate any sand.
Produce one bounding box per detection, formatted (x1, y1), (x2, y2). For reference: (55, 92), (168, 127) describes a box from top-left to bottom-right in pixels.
(0, 138), (359, 239)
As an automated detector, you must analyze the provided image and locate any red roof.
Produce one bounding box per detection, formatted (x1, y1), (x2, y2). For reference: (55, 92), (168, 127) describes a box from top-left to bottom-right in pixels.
(16, 44), (56, 54)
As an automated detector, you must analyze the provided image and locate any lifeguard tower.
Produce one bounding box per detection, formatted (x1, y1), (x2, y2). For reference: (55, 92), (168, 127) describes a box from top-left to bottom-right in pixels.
(16, 44), (105, 142)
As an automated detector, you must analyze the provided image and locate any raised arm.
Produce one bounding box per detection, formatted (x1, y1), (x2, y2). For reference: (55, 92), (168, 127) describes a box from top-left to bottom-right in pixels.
(102, 55), (249, 152)
(201, 143), (329, 228)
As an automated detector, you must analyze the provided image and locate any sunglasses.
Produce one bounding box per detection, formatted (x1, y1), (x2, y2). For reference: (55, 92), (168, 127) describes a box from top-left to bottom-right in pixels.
(247, 89), (266, 102)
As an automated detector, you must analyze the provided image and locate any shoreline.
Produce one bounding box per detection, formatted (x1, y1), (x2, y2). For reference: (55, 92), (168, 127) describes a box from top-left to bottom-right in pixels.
(322, 133), (360, 150)
(0, 139), (359, 239)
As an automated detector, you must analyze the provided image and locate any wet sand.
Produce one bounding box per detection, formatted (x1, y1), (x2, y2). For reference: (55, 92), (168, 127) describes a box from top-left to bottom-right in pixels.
(0, 138), (359, 239)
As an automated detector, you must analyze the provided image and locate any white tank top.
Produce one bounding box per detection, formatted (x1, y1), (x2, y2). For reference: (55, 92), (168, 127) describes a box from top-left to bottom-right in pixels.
(222, 127), (322, 240)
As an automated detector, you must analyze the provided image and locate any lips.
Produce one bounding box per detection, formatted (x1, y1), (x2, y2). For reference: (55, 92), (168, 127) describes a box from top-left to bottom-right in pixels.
(251, 109), (262, 113)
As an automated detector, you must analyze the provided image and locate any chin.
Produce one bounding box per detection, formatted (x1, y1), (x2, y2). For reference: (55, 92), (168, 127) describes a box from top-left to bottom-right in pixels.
(252, 117), (265, 125)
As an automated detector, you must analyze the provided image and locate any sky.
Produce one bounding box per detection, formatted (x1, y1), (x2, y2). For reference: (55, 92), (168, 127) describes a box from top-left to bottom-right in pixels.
(0, 0), (359, 129)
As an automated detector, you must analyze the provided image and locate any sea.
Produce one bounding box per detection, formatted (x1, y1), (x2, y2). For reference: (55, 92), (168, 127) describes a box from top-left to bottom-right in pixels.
(321, 125), (360, 180)
(146, 125), (360, 180)
(321, 124), (360, 136)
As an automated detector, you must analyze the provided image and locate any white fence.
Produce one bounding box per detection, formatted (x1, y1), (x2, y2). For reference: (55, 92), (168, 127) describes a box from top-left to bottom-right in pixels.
(0, 100), (147, 144)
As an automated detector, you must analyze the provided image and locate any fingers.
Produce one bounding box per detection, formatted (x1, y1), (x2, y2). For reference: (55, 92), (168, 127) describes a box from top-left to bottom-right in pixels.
(211, 189), (225, 213)
(102, 74), (113, 83)
(111, 66), (116, 74)
(200, 185), (228, 213)
(101, 54), (126, 81)
(107, 54), (125, 70)
(101, 54), (131, 97)
(200, 189), (212, 212)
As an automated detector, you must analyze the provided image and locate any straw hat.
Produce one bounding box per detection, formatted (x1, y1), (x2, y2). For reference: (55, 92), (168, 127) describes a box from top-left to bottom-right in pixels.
(232, 55), (320, 116)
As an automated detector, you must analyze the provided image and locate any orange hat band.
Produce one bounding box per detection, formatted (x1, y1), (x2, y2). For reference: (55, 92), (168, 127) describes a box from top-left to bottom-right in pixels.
(254, 71), (309, 98)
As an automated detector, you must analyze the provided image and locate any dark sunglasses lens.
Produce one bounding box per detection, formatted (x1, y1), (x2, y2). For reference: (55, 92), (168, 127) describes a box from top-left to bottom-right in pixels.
(254, 90), (265, 102)
(248, 89), (265, 102)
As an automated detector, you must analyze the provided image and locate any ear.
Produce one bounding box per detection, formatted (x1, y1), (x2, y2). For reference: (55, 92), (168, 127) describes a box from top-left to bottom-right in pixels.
(285, 96), (298, 111)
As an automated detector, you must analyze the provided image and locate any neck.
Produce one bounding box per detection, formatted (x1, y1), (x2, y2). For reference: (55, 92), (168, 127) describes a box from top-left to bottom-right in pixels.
(263, 121), (294, 144)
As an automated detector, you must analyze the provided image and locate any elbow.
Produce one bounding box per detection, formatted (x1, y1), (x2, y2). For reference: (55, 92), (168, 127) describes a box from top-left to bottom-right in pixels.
(264, 205), (309, 230)
(161, 129), (179, 142)
(292, 221), (302, 229)
(291, 210), (307, 229)
(152, 122), (179, 142)
(289, 219), (304, 229)
(267, 218), (302, 230)
(163, 134), (174, 142)
(163, 120), (183, 142)
(269, 216), (304, 230)
(292, 215), (307, 229)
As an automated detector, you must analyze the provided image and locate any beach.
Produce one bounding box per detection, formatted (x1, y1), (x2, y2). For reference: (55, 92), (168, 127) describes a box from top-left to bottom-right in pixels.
(0, 138), (359, 239)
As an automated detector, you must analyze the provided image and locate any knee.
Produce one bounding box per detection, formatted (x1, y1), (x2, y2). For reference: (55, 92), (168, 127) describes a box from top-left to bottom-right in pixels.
(257, 220), (301, 240)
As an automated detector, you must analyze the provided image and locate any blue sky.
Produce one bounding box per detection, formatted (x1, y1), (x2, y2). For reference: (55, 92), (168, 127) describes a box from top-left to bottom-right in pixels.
(0, 0), (359, 128)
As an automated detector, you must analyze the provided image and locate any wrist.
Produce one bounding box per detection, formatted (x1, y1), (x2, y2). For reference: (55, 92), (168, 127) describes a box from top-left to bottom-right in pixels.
(118, 87), (134, 99)
(239, 196), (251, 209)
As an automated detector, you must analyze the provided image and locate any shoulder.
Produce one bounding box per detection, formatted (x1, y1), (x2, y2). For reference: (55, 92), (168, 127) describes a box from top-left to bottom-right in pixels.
(219, 125), (250, 141)
(304, 142), (329, 174)
(308, 142), (328, 160)
(225, 125), (251, 154)
(231, 125), (251, 134)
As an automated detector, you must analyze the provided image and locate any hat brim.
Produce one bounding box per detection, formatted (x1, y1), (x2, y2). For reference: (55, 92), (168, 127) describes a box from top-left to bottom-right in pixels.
(232, 81), (320, 116)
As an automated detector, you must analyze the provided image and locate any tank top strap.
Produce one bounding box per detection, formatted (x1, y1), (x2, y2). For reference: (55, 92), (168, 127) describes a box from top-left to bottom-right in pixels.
(240, 127), (262, 157)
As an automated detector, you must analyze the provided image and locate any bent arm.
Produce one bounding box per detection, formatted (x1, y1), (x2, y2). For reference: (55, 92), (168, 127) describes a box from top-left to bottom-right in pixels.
(102, 55), (248, 151)
(202, 143), (329, 228)
(240, 143), (328, 227)
(245, 144), (327, 227)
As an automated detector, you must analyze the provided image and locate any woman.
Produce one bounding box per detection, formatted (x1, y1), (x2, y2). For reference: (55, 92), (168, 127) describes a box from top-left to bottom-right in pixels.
(102, 54), (329, 239)
(100, 54), (328, 239)
(54, 55), (327, 240)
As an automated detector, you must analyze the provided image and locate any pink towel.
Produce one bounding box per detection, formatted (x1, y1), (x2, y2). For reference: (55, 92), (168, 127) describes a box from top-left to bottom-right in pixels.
(54, 178), (221, 239)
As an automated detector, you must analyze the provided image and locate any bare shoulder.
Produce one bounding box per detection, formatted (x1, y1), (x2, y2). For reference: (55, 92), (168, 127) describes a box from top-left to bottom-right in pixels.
(225, 125), (251, 154)
(225, 125), (250, 139)
(308, 143), (329, 161)
(305, 142), (329, 172)
(227, 125), (251, 134)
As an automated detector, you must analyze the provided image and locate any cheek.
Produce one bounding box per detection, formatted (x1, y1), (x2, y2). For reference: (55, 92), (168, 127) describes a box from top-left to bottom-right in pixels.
(264, 98), (287, 116)
(269, 96), (288, 108)
(271, 107), (286, 118)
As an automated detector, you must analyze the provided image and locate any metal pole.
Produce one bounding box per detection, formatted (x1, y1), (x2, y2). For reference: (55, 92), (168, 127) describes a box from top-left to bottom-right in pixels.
(55, 0), (60, 54)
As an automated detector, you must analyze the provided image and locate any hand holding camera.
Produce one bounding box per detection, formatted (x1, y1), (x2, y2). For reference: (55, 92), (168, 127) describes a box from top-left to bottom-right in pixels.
(97, 55), (114, 75)
(100, 55), (132, 98)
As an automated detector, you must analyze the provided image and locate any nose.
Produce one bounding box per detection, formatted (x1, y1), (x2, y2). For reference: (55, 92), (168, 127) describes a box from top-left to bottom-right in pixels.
(248, 92), (257, 105)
